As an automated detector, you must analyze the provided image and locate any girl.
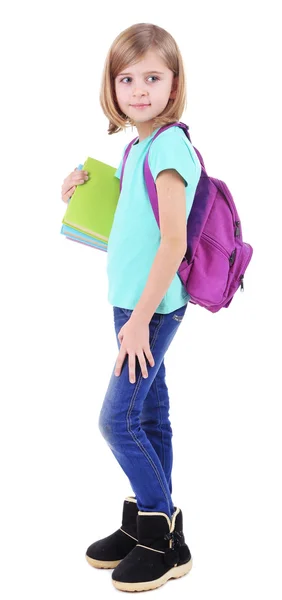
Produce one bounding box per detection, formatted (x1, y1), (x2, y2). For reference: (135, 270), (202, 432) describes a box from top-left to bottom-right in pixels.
(61, 22), (201, 593)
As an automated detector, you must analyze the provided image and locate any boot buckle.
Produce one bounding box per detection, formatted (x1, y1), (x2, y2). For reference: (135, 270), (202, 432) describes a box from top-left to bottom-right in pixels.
(164, 531), (182, 549)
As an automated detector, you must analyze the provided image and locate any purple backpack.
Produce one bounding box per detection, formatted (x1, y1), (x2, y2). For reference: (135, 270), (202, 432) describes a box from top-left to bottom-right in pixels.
(120, 121), (253, 313)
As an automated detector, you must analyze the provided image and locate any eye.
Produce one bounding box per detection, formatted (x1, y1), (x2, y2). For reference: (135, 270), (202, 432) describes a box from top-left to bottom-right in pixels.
(118, 76), (160, 83)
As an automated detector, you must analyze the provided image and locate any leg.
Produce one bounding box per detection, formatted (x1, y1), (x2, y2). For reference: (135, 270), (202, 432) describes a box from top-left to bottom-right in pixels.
(98, 304), (187, 518)
(140, 360), (173, 495)
(111, 313), (174, 494)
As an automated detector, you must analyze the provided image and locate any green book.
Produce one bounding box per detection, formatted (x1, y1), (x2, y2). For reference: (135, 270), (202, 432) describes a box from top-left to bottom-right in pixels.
(62, 157), (120, 243)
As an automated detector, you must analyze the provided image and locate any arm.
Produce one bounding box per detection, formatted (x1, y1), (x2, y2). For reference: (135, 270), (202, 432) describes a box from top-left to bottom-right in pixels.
(131, 169), (187, 325)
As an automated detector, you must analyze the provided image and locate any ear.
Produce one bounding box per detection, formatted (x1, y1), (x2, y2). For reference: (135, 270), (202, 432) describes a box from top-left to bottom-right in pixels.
(169, 76), (179, 100)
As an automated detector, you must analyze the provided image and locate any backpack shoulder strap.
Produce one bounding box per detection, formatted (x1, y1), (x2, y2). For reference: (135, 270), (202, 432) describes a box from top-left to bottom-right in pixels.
(143, 121), (205, 227)
(120, 122), (188, 191)
(120, 137), (138, 191)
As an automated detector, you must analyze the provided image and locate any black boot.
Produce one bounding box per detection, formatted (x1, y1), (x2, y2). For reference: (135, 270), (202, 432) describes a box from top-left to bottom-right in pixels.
(85, 496), (138, 569)
(112, 507), (192, 591)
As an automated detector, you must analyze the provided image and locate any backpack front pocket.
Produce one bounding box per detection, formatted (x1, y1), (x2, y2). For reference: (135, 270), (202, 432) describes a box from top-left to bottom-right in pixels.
(188, 234), (231, 305)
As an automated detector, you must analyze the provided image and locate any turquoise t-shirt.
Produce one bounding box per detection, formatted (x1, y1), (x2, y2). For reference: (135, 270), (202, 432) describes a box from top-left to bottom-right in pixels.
(106, 124), (201, 314)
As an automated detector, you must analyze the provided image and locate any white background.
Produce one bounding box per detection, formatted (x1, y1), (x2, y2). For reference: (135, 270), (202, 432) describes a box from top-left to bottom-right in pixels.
(1, 1), (281, 598)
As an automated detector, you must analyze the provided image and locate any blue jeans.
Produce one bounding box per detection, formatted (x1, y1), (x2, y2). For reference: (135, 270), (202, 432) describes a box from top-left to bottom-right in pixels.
(98, 303), (188, 518)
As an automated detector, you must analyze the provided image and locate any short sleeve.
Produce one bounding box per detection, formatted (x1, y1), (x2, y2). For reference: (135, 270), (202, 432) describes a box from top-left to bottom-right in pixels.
(114, 142), (130, 179)
(148, 126), (199, 187)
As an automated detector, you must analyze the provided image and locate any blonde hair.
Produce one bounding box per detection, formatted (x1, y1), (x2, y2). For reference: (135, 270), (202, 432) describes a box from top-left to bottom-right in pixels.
(100, 23), (187, 135)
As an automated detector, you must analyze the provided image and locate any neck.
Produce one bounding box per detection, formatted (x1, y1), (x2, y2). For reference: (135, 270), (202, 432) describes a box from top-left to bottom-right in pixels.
(134, 120), (157, 142)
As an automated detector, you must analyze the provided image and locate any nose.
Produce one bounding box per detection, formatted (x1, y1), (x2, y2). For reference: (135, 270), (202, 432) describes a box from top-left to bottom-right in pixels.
(133, 92), (148, 100)
(132, 83), (148, 97)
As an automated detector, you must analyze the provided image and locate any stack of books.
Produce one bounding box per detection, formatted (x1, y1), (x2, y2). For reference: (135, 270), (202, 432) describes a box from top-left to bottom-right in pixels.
(60, 157), (120, 251)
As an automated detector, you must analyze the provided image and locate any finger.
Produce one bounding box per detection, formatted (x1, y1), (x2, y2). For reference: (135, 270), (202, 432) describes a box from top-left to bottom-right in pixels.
(117, 325), (124, 343)
(128, 353), (136, 384)
(114, 348), (126, 377)
(145, 348), (155, 367)
(63, 174), (86, 193)
(75, 167), (88, 176)
(137, 351), (148, 379)
(74, 172), (88, 183)
(62, 170), (88, 191)
(61, 177), (76, 199)
(61, 169), (89, 201)
(146, 350), (155, 368)
(61, 178), (83, 201)
(61, 185), (76, 203)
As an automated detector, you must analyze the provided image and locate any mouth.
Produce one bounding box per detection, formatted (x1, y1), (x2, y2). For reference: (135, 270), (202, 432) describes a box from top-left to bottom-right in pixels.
(131, 104), (151, 108)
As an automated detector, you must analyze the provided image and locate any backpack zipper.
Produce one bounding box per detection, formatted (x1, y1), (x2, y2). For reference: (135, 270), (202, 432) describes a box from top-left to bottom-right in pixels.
(214, 181), (242, 240)
(229, 249), (236, 267)
(202, 232), (231, 261)
(235, 221), (241, 237)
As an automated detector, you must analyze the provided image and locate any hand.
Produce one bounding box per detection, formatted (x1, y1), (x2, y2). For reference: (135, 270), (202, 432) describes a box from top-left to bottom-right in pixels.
(61, 167), (89, 203)
(115, 316), (155, 384)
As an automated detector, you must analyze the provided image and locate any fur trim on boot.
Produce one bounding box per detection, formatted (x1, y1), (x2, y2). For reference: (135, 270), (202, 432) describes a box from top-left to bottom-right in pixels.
(85, 496), (138, 569)
(112, 507), (192, 591)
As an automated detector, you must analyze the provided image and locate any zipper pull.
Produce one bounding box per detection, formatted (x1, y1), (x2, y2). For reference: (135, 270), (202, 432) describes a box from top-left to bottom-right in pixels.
(240, 274), (244, 291)
(235, 220), (240, 237)
(229, 249), (236, 267)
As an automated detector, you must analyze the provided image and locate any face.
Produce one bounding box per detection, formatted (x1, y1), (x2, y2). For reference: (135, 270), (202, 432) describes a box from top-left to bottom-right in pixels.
(114, 49), (178, 139)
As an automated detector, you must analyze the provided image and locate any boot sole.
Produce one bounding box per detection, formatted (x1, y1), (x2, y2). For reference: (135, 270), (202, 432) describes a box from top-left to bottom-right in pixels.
(85, 554), (121, 569)
(112, 557), (193, 591)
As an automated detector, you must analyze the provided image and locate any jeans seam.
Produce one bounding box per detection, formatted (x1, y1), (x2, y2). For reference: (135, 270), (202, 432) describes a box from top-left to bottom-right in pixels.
(154, 376), (165, 474)
(126, 314), (172, 515)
